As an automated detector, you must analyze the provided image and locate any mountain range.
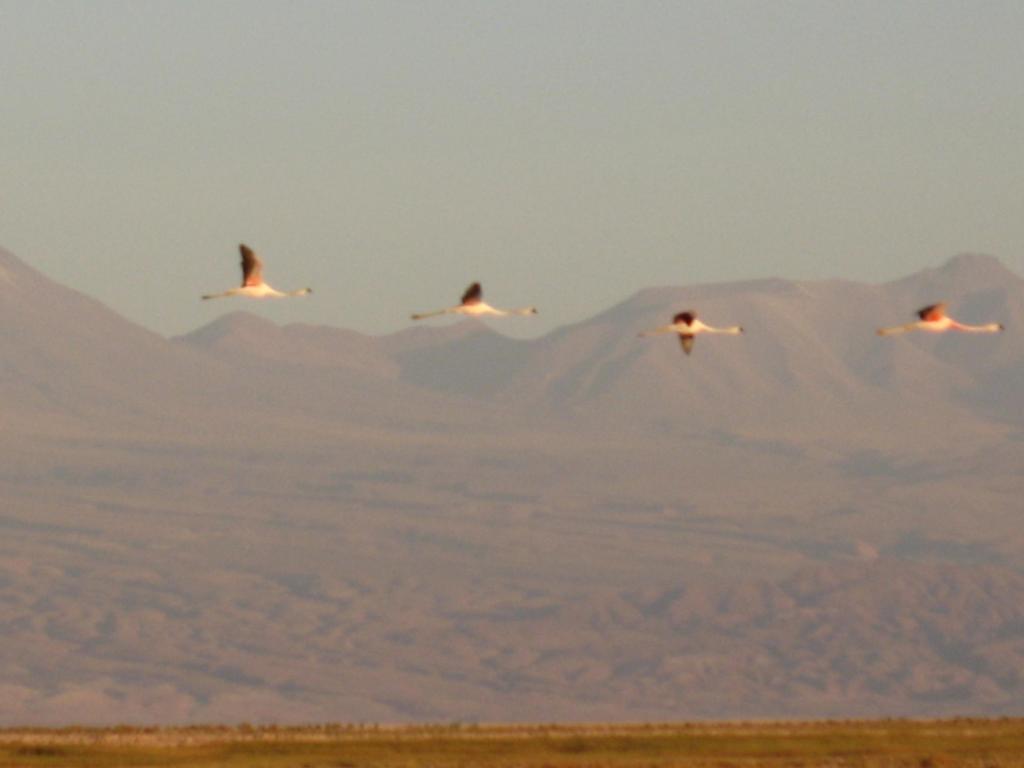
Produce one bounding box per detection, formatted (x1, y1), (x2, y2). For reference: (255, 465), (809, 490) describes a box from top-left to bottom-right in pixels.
(1, 246), (1022, 724)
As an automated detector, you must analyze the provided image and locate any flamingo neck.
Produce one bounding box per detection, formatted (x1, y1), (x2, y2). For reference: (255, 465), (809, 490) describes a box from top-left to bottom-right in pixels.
(705, 325), (743, 335)
(951, 320), (1002, 333)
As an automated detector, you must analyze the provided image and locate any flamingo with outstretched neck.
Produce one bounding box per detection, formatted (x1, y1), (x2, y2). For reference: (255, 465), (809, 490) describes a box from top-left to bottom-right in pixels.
(411, 282), (537, 321)
(877, 302), (1004, 336)
(202, 244), (312, 300)
(639, 311), (744, 355)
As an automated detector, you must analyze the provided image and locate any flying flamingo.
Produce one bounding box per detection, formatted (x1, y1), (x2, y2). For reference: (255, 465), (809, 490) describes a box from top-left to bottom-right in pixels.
(411, 282), (538, 321)
(201, 244), (312, 300)
(877, 302), (1004, 336)
(639, 311), (744, 355)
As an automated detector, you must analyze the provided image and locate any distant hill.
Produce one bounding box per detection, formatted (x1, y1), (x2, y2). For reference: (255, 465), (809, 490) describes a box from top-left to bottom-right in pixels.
(1, 245), (1023, 724)
(172, 251), (1024, 445)
(375, 253), (1023, 436)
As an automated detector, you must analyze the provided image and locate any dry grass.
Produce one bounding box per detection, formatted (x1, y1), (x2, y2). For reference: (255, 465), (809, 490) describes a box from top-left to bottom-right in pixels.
(2, 719), (1024, 767)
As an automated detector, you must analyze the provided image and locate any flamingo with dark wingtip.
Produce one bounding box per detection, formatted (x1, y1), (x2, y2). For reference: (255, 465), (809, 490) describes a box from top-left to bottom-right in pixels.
(877, 302), (1004, 336)
(202, 244), (312, 300)
(411, 282), (538, 321)
(639, 310), (744, 355)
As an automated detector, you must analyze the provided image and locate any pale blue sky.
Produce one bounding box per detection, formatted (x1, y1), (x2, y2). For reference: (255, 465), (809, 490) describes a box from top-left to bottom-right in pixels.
(2, 0), (1023, 336)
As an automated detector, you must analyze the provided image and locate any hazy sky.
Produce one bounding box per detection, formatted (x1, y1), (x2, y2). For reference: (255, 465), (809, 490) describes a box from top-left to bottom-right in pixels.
(2, 0), (1023, 337)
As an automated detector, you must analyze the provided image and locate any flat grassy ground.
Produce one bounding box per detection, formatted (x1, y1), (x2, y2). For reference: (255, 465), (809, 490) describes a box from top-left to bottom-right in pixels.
(2, 720), (1024, 767)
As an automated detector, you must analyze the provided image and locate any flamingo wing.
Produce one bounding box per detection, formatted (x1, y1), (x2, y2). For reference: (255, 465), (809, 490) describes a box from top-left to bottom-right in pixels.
(679, 334), (695, 355)
(461, 282), (483, 306)
(674, 311), (696, 326)
(239, 244), (264, 287)
(917, 302), (947, 322)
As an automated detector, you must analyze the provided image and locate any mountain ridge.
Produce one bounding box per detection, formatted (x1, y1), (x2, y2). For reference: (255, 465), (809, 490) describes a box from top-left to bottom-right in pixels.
(2, 244), (1023, 724)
